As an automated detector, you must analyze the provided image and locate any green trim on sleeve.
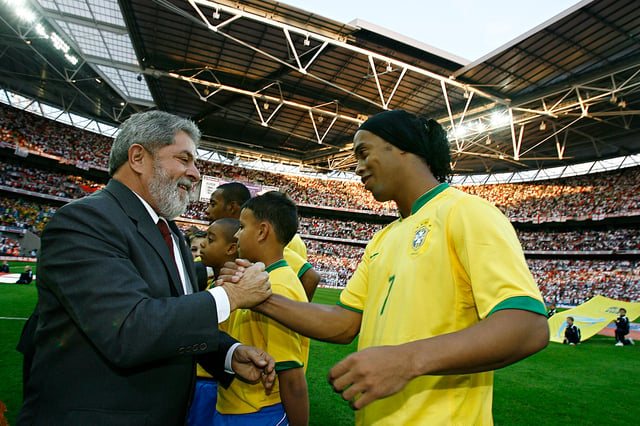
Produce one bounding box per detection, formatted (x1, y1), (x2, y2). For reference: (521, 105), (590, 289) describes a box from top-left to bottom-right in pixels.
(488, 296), (547, 317)
(337, 301), (363, 314)
(297, 262), (312, 278)
(275, 361), (304, 372)
(265, 259), (288, 273)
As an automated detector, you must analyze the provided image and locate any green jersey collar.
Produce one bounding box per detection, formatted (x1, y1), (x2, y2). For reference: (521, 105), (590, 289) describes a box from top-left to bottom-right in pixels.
(410, 183), (450, 216)
(265, 259), (288, 272)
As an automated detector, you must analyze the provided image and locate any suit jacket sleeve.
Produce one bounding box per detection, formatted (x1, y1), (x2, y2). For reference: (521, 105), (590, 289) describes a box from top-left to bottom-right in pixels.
(36, 187), (224, 368)
(197, 331), (237, 388)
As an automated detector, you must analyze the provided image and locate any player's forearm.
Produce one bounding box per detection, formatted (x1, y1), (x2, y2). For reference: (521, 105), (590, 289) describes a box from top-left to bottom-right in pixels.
(406, 309), (549, 377)
(279, 368), (309, 426)
(254, 294), (360, 344)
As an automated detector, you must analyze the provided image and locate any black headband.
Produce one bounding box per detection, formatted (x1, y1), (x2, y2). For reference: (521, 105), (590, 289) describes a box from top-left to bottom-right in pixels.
(358, 110), (429, 159)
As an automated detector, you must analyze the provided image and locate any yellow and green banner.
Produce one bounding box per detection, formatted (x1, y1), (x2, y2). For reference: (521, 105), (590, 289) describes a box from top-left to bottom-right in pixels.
(548, 295), (640, 343)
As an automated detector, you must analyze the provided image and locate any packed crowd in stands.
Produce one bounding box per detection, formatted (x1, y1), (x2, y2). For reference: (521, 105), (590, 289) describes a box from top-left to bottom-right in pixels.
(0, 159), (104, 199)
(1, 103), (640, 301)
(518, 228), (640, 252)
(2, 102), (639, 220)
(1, 235), (21, 256)
(196, 161), (397, 214)
(298, 216), (385, 242)
(0, 196), (56, 236)
(305, 240), (364, 288)
(463, 169), (640, 221)
(0, 103), (112, 170)
(530, 259), (640, 304)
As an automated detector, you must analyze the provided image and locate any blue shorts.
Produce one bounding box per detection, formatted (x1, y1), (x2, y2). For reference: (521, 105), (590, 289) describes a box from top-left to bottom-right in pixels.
(214, 403), (287, 426)
(187, 378), (218, 426)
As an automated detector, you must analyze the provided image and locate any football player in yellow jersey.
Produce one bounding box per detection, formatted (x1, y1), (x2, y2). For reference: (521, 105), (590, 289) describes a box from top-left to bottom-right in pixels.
(224, 110), (550, 425)
(206, 181), (321, 301)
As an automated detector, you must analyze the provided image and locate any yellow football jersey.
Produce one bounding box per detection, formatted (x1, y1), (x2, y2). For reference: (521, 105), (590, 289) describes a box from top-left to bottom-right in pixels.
(217, 260), (310, 414)
(284, 246), (312, 280)
(339, 183), (545, 425)
(286, 234), (308, 260)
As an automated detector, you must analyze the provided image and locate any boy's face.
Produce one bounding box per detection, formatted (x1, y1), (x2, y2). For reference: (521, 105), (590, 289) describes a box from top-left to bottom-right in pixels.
(619, 309), (626, 316)
(190, 237), (206, 260)
(235, 208), (260, 261)
(200, 223), (234, 269)
(567, 318), (573, 325)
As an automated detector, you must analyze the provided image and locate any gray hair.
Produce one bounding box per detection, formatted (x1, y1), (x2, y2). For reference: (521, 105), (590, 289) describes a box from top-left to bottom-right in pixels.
(109, 110), (201, 176)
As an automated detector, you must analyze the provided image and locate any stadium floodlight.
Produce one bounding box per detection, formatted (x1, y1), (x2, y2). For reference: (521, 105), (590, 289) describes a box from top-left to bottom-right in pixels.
(474, 120), (486, 132)
(35, 23), (48, 38)
(453, 125), (467, 138)
(491, 111), (510, 127)
(64, 53), (78, 66)
(16, 6), (35, 23)
(50, 32), (70, 53)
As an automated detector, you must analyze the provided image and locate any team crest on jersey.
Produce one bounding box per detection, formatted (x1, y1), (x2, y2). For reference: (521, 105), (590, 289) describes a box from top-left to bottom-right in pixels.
(411, 222), (431, 251)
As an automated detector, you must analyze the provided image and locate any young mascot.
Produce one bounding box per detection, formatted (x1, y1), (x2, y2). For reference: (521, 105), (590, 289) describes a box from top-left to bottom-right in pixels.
(216, 191), (310, 425)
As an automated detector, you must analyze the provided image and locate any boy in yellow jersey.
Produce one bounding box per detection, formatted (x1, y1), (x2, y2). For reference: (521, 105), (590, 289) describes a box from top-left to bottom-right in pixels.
(206, 182), (321, 301)
(215, 191), (310, 425)
(188, 218), (240, 426)
(224, 110), (550, 425)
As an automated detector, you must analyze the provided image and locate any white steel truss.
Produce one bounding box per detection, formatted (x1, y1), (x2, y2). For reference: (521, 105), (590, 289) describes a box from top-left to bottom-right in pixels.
(182, 0), (640, 171)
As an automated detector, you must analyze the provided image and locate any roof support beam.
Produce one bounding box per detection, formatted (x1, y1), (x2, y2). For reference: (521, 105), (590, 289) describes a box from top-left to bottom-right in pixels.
(188, 0), (509, 107)
(160, 68), (363, 125)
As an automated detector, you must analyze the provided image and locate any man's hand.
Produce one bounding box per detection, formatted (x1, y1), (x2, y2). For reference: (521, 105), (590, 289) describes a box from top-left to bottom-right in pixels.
(232, 345), (276, 390)
(219, 261), (271, 311)
(328, 345), (414, 410)
(216, 258), (253, 285)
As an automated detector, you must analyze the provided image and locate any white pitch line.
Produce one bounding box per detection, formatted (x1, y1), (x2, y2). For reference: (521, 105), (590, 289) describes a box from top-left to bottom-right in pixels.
(0, 316), (28, 320)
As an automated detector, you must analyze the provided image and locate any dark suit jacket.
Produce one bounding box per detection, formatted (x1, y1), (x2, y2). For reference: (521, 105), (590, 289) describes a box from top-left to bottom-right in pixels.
(18, 179), (235, 425)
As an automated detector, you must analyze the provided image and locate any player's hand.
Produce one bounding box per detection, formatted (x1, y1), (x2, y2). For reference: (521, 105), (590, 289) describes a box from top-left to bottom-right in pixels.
(328, 345), (414, 410)
(232, 345), (276, 390)
(216, 258), (254, 285)
(220, 261), (271, 310)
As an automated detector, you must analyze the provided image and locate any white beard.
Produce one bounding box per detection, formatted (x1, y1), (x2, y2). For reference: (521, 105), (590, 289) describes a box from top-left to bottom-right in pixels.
(149, 162), (191, 219)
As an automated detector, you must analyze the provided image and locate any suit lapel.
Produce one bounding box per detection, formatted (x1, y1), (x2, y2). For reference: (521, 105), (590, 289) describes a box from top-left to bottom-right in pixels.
(103, 179), (185, 296)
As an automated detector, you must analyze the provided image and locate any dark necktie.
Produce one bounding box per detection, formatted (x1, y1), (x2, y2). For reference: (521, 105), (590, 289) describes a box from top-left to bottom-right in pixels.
(157, 219), (177, 267)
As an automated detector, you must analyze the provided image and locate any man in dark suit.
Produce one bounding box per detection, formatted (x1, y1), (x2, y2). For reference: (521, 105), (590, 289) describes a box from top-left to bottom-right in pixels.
(17, 111), (275, 425)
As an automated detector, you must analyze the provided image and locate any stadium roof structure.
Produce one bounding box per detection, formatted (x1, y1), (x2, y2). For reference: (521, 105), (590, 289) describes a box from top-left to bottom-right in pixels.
(1, 0), (640, 177)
